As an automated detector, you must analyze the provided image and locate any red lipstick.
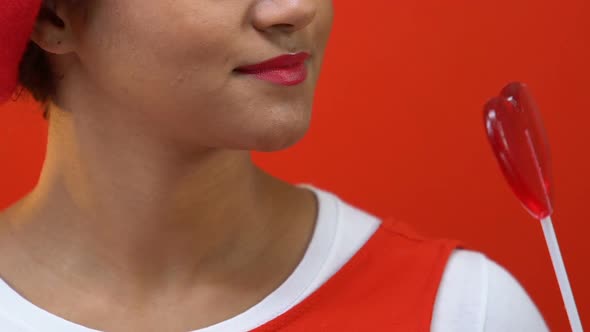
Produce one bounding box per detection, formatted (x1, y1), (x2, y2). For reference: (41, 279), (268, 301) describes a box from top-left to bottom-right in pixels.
(234, 52), (310, 86)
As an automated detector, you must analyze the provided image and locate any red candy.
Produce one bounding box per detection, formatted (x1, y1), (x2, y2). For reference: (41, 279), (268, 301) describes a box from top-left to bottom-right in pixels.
(484, 82), (554, 219)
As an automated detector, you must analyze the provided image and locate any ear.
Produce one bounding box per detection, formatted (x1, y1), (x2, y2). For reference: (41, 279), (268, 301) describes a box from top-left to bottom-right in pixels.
(30, 0), (76, 55)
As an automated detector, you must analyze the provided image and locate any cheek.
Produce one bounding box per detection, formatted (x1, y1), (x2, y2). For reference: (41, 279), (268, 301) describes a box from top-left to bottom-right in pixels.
(72, 0), (328, 150)
(312, 1), (334, 65)
(78, 1), (237, 112)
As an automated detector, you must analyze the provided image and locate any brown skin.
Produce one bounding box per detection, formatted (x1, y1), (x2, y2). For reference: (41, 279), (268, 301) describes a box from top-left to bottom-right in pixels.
(0, 0), (334, 331)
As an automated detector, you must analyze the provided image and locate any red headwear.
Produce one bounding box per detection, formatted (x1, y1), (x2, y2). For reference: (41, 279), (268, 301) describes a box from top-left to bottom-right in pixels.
(0, 0), (43, 103)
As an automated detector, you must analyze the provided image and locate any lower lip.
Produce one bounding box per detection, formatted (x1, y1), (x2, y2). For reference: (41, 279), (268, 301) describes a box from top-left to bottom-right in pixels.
(234, 63), (308, 86)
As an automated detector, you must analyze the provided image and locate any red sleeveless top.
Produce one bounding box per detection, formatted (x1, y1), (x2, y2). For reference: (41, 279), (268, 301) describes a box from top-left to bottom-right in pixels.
(252, 218), (460, 332)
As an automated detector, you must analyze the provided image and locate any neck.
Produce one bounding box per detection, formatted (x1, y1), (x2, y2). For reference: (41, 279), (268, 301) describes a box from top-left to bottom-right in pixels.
(4, 107), (315, 296)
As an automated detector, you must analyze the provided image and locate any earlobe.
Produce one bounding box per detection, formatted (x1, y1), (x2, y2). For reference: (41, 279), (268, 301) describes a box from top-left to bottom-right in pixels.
(30, 28), (68, 55)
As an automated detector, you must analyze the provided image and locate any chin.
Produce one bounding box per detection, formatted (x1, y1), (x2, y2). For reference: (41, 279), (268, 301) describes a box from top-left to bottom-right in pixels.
(249, 116), (312, 152)
(251, 124), (310, 152)
(238, 101), (311, 152)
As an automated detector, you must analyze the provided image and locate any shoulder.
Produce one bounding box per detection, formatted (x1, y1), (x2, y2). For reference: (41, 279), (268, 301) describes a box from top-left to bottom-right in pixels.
(431, 250), (549, 332)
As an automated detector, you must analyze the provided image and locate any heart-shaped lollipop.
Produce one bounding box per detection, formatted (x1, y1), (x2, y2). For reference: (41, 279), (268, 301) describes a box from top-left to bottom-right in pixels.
(484, 82), (553, 219)
(483, 82), (583, 331)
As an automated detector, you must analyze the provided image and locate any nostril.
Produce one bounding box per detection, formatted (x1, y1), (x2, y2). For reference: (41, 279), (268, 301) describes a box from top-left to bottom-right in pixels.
(251, 0), (316, 33)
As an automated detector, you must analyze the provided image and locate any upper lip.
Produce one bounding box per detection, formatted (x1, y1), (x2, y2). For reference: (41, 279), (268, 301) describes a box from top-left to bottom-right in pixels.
(234, 52), (311, 73)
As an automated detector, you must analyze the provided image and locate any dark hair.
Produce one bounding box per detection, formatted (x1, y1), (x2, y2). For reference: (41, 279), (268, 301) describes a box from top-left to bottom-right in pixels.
(17, 41), (54, 118)
(16, 5), (65, 118)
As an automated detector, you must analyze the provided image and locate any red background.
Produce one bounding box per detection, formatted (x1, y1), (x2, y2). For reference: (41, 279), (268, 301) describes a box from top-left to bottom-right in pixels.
(1, 0), (588, 330)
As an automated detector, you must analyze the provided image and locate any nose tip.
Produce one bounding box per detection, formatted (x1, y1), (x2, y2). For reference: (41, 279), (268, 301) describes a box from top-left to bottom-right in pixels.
(252, 0), (317, 33)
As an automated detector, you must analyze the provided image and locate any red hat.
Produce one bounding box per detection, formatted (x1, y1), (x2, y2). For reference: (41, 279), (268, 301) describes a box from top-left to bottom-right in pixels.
(0, 0), (43, 104)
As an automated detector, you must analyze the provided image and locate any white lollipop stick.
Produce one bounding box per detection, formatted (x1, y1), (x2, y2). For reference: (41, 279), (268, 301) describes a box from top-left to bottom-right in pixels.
(540, 216), (583, 332)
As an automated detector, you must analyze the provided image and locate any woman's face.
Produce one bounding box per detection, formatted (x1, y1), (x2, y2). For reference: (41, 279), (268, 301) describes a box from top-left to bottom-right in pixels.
(62, 0), (334, 151)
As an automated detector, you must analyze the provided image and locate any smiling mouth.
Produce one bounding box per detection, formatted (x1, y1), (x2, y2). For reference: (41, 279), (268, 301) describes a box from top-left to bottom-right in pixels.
(233, 52), (311, 86)
(234, 52), (311, 73)
(233, 63), (309, 86)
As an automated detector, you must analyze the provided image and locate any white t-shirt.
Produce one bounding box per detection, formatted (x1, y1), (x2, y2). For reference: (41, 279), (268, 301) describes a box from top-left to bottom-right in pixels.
(0, 184), (548, 331)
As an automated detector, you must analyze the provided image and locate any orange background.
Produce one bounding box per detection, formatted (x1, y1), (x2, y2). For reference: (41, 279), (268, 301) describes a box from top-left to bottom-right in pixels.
(1, 0), (588, 330)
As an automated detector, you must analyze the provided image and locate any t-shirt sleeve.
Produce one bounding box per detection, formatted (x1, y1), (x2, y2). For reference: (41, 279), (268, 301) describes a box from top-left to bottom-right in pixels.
(0, 310), (33, 332)
(430, 249), (549, 332)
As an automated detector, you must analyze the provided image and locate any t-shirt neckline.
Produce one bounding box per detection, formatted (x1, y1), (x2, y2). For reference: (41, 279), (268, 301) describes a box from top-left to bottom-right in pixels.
(0, 183), (339, 332)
